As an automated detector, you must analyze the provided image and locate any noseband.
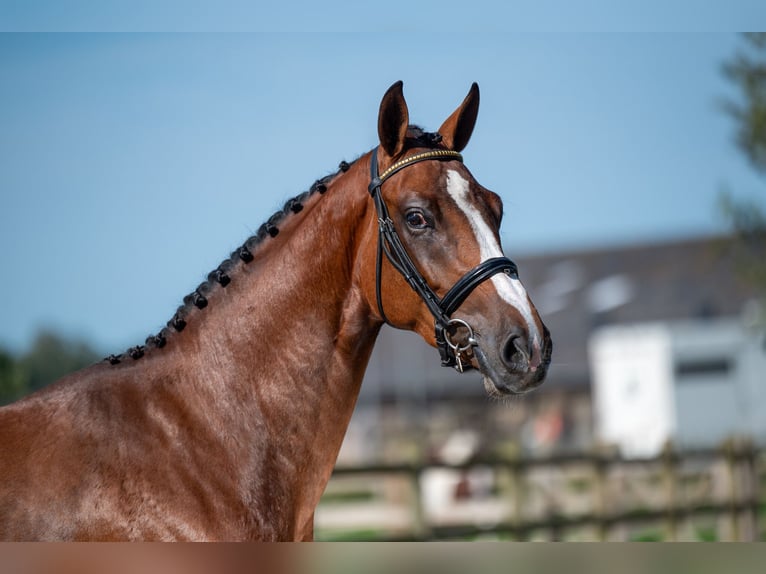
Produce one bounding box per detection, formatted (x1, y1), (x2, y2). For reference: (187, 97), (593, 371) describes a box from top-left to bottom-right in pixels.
(368, 147), (519, 372)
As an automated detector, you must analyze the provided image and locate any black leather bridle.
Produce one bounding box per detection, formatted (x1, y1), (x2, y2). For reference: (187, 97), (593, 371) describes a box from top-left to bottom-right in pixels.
(368, 146), (519, 371)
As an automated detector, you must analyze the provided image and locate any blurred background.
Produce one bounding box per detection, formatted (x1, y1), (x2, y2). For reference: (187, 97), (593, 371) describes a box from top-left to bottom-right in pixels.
(1, 29), (765, 541)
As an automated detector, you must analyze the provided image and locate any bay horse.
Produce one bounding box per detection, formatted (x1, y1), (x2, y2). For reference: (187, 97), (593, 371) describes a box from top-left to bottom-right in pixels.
(0, 82), (551, 541)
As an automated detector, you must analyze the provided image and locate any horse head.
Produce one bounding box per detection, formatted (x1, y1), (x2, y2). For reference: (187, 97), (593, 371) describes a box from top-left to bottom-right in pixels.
(360, 81), (552, 396)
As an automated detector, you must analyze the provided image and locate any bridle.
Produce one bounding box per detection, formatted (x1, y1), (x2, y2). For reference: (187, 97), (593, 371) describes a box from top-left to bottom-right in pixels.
(368, 146), (519, 372)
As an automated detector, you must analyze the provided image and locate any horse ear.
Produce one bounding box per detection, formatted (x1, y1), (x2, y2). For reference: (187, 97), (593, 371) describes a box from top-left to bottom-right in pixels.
(378, 81), (409, 157)
(438, 83), (480, 152)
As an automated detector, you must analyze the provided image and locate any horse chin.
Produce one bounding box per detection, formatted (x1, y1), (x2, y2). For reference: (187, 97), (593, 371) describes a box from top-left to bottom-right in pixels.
(472, 344), (546, 398)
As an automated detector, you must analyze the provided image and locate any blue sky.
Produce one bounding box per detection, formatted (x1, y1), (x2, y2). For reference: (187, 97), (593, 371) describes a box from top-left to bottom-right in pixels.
(2, 1), (766, 32)
(1, 31), (764, 354)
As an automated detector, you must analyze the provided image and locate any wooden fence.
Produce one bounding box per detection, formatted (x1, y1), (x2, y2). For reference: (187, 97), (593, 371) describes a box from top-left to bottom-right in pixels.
(316, 440), (764, 541)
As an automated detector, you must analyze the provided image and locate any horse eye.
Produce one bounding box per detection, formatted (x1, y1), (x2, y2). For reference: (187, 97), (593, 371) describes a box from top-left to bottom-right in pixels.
(405, 210), (429, 229)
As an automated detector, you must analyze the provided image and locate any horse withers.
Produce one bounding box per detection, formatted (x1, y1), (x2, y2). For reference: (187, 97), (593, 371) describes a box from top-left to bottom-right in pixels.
(0, 82), (551, 540)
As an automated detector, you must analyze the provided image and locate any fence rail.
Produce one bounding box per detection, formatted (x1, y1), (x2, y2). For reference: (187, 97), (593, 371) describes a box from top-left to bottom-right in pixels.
(316, 440), (764, 541)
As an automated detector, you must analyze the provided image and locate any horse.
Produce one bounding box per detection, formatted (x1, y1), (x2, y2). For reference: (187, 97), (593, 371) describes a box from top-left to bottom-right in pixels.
(0, 82), (552, 541)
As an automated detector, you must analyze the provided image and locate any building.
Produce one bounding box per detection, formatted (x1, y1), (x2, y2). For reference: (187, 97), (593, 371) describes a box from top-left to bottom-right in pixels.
(591, 314), (766, 457)
(340, 235), (764, 462)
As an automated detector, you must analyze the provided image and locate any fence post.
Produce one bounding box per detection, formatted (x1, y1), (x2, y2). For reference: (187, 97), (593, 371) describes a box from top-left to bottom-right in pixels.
(507, 456), (525, 540)
(741, 438), (760, 542)
(409, 464), (428, 540)
(744, 439), (761, 541)
(592, 449), (609, 541)
(661, 441), (679, 541)
(725, 438), (759, 542)
(724, 438), (741, 541)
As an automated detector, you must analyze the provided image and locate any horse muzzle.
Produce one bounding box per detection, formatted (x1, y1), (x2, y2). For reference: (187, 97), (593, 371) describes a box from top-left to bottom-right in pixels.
(471, 324), (552, 396)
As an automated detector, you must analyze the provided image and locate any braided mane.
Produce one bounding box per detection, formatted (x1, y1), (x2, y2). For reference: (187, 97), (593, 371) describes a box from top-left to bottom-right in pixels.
(105, 159), (355, 365)
(106, 125), (442, 365)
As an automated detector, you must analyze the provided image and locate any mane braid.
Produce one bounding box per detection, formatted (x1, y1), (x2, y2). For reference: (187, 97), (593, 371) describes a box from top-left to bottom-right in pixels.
(104, 158), (358, 365)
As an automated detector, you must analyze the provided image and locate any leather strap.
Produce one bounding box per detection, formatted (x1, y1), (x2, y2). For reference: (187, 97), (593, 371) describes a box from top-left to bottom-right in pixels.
(368, 146), (519, 369)
(440, 257), (518, 316)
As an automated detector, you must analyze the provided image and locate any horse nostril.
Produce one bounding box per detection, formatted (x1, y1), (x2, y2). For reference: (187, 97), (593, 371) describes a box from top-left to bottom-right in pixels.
(501, 330), (529, 370)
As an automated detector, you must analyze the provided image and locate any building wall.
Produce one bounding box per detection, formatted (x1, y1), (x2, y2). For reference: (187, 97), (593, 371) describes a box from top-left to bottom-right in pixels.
(671, 319), (748, 449)
(590, 316), (766, 457)
(589, 323), (676, 458)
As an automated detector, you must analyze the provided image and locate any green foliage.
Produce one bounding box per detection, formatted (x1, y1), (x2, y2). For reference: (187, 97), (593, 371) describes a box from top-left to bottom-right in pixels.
(18, 330), (100, 393)
(695, 525), (718, 542)
(628, 528), (664, 542)
(0, 348), (26, 405)
(314, 529), (389, 542)
(723, 33), (766, 176)
(0, 330), (100, 405)
(721, 33), (766, 298)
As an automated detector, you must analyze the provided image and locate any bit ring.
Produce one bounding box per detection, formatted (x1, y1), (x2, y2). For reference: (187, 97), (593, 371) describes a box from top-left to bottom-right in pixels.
(444, 318), (477, 354)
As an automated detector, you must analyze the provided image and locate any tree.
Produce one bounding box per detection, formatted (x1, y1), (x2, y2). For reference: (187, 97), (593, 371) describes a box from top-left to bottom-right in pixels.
(721, 33), (766, 301)
(723, 33), (766, 176)
(0, 330), (100, 405)
(18, 330), (100, 393)
(0, 348), (25, 405)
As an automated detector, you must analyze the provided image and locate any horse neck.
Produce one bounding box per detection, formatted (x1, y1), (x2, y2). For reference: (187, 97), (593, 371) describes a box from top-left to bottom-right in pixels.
(164, 154), (379, 532)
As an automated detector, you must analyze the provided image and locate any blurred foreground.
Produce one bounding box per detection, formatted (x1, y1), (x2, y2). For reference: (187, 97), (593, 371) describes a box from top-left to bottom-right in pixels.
(318, 439), (764, 542)
(323, 234), (766, 541)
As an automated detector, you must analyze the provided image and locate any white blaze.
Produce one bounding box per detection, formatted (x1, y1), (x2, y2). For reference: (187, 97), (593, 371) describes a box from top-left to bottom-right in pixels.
(445, 170), (541, 346)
